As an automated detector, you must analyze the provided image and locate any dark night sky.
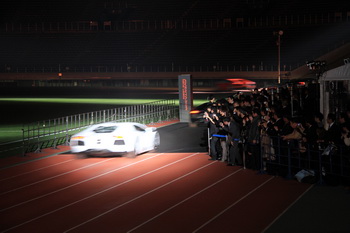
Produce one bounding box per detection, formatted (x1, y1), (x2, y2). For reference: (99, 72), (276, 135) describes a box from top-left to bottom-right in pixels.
(2, 0), (350, 23)
(1, 0), (102, 22)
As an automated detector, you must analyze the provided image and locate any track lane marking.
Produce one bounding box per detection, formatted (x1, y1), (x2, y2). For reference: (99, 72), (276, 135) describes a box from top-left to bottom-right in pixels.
(2, 153), (200, 233)
(65, 154), (214, 233)
(126, 168), (244, 233)
(0, 149), (71, 170)
(192, 176), (275, 233)
(0, 153), (164, 212)
(0, 157), (116, 196)
(0, 159), (75, 182)
(261, 184), (314, 233)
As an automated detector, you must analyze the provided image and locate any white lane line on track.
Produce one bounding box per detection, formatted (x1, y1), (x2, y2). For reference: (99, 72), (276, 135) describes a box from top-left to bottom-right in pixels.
(126, 168), (244, 233)
(0, 153), (163, 212)
(0, 159), (75, 182)
(64, 153), (212, 233)
(192, 176), (275, 233)
(2, 153), (199, 233)
(0, 157), (116, 196)
(0, 150), (71, 170)
(261, 184), (314, 233)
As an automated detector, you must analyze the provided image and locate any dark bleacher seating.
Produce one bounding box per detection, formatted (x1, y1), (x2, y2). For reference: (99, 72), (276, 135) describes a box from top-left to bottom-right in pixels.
(1, 20), (349, 73)
(1, 0), (350, 73)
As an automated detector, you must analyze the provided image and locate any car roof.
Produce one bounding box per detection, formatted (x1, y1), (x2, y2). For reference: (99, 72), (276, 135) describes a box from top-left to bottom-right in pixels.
(92, 122), (143, 127)
(72, 122), (148, 137)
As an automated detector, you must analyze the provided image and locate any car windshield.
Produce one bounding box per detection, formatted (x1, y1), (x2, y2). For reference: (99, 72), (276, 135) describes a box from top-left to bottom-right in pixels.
(93, 126), (117, 133)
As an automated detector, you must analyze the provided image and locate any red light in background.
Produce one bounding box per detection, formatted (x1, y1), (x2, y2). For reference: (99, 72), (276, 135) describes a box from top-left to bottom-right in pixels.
(190, 110), (201, 114)
(226, 78), (256, 89)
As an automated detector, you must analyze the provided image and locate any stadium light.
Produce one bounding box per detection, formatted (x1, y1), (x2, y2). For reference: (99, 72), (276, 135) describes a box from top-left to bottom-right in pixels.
(273, 30), (283, 84)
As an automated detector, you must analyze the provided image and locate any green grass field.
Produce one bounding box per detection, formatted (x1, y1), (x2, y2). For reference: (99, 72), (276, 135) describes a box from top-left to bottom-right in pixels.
(0, 97), (207, 106)
(0, 98), (162, 105)
(0, 97), (207, 144)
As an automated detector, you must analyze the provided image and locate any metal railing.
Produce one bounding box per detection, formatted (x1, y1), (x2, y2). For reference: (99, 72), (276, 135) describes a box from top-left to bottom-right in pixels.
(0, 99), (178, 157)
(260, 134), (350, 184)
(207, 132), (350, 184)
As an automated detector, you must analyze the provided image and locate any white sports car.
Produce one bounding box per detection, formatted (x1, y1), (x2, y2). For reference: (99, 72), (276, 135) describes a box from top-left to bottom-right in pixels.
(69, 122), (160, 157)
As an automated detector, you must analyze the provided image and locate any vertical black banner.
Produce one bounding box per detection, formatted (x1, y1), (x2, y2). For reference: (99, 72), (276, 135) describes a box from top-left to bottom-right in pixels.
(178, 74), (193, 122)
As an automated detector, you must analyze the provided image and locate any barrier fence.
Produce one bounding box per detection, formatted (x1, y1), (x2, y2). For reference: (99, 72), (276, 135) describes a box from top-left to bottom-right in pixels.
(0, 99), (178, 157)
(260, 135), (350, 185)
(208, 132), (350, 185)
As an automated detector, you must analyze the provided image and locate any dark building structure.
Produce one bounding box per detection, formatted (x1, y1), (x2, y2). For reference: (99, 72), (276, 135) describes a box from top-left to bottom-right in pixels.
(0, 1), (349, 112)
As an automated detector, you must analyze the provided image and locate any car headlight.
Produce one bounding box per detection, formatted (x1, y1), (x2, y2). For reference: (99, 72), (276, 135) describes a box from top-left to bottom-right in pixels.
(70, 140), (85, 146)
(71, 136), (85, 140)
(78, 141), (85, 146)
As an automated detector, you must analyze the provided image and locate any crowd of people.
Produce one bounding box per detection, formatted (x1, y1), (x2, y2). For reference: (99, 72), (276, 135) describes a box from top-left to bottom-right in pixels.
(202, 86), (350, 184)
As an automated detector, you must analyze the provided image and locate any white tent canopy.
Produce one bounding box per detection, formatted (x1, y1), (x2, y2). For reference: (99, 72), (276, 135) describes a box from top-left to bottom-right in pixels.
(319, 63), (350, 126)
(320, 63), (350, 81)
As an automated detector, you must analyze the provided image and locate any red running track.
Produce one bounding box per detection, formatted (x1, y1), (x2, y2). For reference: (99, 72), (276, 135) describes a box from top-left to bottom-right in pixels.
(0, 149), (311, 233)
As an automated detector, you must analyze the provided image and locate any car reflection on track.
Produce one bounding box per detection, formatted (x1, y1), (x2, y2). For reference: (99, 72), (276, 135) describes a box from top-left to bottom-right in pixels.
(69, 122), (160, 158)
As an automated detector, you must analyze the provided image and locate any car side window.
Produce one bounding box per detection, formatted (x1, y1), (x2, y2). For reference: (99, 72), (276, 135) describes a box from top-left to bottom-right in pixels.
(134, 125), (145, 132)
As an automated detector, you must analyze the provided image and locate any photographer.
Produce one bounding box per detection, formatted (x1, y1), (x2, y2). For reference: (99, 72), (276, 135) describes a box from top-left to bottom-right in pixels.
(221, 117), (242, 166)
(216, 106), (231, 162)
(259, 108), (274, 163)
(281, 118), (303, 141)
(204, 105), (220, 160)
(341, 124), (350, 147)
(281, 118), (304, 163)
(246, 108), (261, 170)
